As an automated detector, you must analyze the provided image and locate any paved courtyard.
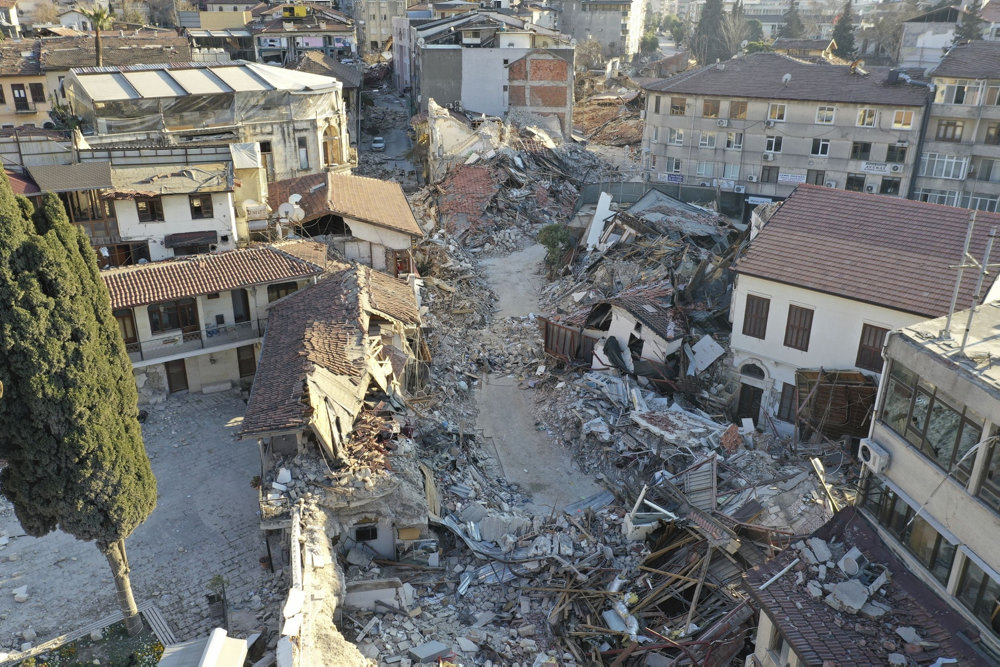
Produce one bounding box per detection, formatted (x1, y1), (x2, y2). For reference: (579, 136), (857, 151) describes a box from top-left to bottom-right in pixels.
(0, 391), (278, 653)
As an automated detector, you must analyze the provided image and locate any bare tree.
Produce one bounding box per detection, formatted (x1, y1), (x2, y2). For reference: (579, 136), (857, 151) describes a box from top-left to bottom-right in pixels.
(32, 0), (60, 24)
(720, 11), (751, 58)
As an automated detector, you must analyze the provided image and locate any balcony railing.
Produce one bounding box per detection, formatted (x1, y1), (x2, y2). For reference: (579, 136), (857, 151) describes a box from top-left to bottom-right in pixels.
(126, 319), (265, 363)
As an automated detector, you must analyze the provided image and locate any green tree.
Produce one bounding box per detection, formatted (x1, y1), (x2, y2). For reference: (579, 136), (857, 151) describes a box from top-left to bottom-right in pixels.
(0, 173), (157, 636)
(747, 18), (764, 43)
(538, 223), (572, 266)
(745, 40), (774, 53)
(832, 0), (857, 58)
(954, 0), (985, 45)
(691, 0), (727, 64)
(640, 31), (660, 54)
(78, 4), (114, 67)
(779, 0), (805, 38)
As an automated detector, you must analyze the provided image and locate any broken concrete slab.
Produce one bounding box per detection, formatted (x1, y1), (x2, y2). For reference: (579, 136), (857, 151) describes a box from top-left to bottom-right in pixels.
(344, 578), (404, 611)
(824, 579), (869, 614)
(807, 537), (832, 562)
(408, 640), (452, 663)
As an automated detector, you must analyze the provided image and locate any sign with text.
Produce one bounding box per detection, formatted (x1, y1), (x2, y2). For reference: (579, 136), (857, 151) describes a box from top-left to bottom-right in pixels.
(862, 161), (890, 174)
(747, 196), (773, 205)
(666, 173), (684, 183)
(777, 172), (807, 184)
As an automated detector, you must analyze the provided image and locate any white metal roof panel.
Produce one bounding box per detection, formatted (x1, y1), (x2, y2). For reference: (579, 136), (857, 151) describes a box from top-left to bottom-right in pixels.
(209, 65), (271, 92)
(121, 70), (188, 98)
(77, 73), (140, 102)
(243, 62), (339, 90)
(168, 68), (233, 95)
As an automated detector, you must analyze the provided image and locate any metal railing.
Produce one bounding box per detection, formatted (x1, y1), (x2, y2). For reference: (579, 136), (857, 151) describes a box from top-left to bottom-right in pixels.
(126, 319), (265, 362)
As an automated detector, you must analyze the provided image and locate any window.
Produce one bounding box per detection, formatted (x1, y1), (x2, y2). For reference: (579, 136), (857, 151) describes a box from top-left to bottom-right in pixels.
(667, 128), (684, 145)
(354, 524), (378, 542)
(806, 169), (826, 185)
(861, 476), (956, 586)
(857, 107), (877, 127)
(777, 383), (797, 422)
(670, 97), (686, 115)
(237, 344), (257, 378)
(0, 85), (5, 104)
(767, 103), (786, 121)
(268, 281), (299, 302)
(936, 79), (984, 105)
(990, 85), (1000, 105)
(148, 299), (198, 334)
(768, 627), (792, 666)
(893, 110), (913, 129)
(845, 173), (866, 191)
(783, 305), (813, 351)
(189, 195), (213, 219)
(855, 324), (888, 372)
(28, 83), (45, 103)
(696, 161), (713, 177)
(136, 197), (164, 222)
(723, 163), (740, 179)
(956, 557), (1000, 634)
(850, 141), (872, 160)
(729, 100), (747, 119)
(297, 136), (309, 170)
(936, 119), (964, 142)
(654, 95), (661, 114)
(702, 99), (720, 117)
(666, 157), (682, 173)
(880, 177), (901, 195)
(699, 131), (716, 148)
(810, 138), (830, 156)
(978, 159), (1000, 183)
(815, 106), (835, 124)
(725, 132), (743, 149)
(651, 126), (659, 142)
(914, 188), (962, 207)
(919, 153), (968, 180)
(979, 439), (1000, 511)
(764, 135), (782, 153)
(741, 294), (769, 339)
(760, 165), (779, 183)
(114, 309), (138, 346)
(886, 144), (907, 163)
(878, 360), (984, 475)
(986, 123), (1000, 146)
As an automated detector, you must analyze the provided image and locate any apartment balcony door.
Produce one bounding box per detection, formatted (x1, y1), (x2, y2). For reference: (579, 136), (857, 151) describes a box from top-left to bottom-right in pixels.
(11, 84), (29, 112)
(164, 359), (188, 393)
(231, 288), (251, 323)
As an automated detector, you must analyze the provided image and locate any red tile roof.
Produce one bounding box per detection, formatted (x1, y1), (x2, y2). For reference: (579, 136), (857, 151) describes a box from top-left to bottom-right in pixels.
(437, 165), (500, 235)
(745, 507), (987, 666)
(240, 263), (419, 437)
(102, 243), (325, 309)
(4, 169), (39, 196)
(734, 185), (1000, 318)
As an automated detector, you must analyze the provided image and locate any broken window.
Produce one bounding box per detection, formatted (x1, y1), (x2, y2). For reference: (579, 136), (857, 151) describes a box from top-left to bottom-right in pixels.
(669, 97), (685, 115)
(653, 95), (661, 114)
(956, 555), (1000, 633)
(806, 169), (825, 185)
(667, 128), (683, 145)
(886, 144), (907, 163)
(29, 83), (46, 103)
(741, 295), (769, 340)
(880, 177), (901, 195)
(136, 197), (165, 222)
(764, 135), (782, 153)
(725, 132), (742, 149)
(702, 99), (720, 117)
(189, 194), (214, 220)
(355, 524), (378, 542)
(978, 435), (1000, 511)
(783, 305), (813, 351)
(777, 383), (796, 422)
(850, 141), (872, 160)
(267, 281), (299, 303)
(855, 324), (888, 372)
(729, 100), (747, 119)
(297, 136), (309, 170)
(237, 344), (257, 378)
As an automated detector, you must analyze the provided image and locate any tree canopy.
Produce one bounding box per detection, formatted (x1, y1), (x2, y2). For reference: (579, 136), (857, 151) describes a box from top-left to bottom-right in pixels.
(779, 0), (805, 38)
(954, 0), (985, 45)
(691, 0), (728, 64)
(0, 170), (157, 634)
(640, 31), (660, 54)
(832, 0), (856, 59)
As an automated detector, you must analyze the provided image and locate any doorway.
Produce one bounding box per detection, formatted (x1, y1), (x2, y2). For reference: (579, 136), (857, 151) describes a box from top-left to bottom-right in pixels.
(164, 359), (188, 393)
(737, 383), (763, 425)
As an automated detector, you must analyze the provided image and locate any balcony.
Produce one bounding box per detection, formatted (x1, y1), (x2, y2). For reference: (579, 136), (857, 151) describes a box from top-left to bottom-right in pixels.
(126, 319), (265, 363)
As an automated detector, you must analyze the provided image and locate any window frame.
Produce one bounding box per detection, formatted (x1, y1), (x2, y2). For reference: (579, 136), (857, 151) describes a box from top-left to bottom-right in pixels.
(767, 103), (786, 122)
(850, 141), (872, 160)
(669, 97), (686, 115)
(783, 305), (813, 351)
(893, 109), (914, 129)
(28, 82), (45, 103)
(729, 100), (747, 119)
(811, 138), (830, 156)
(667, 128), (684, 145)
(147, 298), (198, 335)
(188, 194), (214, 220)
(845, 173), (866, 191)
(815, 105), (836, 124)
(267, 281), (299, 303)
(136, 197), (165, 222)
(855, 324), (888, 372)
(886, 144), (907, 163)
(764, 135), (783, 153)
(702, 99), (720, 118)
(760, 165), (779, 183)
(936, 119), (965, 142)
(857, 107), (877, 127)
(777, 382), (797, 422)
(699, 131), (717, 148)
(880, 177), (902, 195)
(725, 131), (743, 150)
(741, 294), (770, 339)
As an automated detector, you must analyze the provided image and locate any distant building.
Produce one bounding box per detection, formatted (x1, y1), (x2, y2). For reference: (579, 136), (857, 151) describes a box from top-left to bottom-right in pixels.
(556, 0), (645, 59)
(899, 3), (1000, 70)
(729, 185), (1000, 427)
(770, 37), (836, 61)
(0, 0), (20, 39)
(251, 2), (356, 64)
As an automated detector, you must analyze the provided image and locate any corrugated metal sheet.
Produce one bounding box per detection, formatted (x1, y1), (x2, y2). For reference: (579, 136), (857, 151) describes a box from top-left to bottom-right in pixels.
(122, 70), (187, 99)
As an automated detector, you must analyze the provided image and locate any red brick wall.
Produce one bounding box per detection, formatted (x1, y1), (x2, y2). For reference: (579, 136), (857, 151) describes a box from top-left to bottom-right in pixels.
(529, 85), (568, 107)
(529, 57), (568, 82)
(508, 59), (527, 81)
(508, 85), (527, 106)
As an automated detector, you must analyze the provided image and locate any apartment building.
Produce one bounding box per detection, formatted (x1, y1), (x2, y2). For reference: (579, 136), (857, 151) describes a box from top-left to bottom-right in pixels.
(556, 0), (645, 59)
(641, 54), (930, 208)
(858, 299), (1000, 655)
(730, 185), (1000, 427)
(251, 2), (357, 64)
(911, 41), (1000, 214)
(102, 241), (328, 402)
(354, 0), (406, 54)
(64, 62), (353, 183)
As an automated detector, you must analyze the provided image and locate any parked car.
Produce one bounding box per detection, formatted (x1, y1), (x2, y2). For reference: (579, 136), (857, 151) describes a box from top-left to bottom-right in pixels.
(372, 136), (386, 152)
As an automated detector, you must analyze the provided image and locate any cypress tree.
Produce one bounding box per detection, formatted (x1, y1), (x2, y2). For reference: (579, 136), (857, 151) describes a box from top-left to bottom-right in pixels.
(954, 0), (985, 45)
(692, 0), (727, 64)
(0, 170), (157, 636)
(832, 0), (857, 59)
(779, 0), (805, 38)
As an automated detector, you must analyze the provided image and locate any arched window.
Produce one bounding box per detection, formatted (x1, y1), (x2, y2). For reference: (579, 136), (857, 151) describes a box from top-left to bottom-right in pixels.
(741, 363), (765, 380)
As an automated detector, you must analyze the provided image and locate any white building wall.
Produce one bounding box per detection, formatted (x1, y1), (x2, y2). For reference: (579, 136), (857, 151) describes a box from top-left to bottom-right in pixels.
(460, 48), (516, 116)
(730, 274), (923, 418)
(113, 192), (238, 261)
(606, 307), (682, 363)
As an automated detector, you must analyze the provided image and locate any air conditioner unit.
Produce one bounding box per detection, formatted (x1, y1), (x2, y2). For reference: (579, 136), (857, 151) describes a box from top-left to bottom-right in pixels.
(746, 174), (758, 182)
(762, 152), (774, 161)
(890, 163), (903, 173)
(865, 184), (877, 193)
(824, 180), (837, 188)
(858, 438), (890, 474)
(765, 119), (775, 128)
(717, 118), (729, 127)
(734, 185), (746, 193)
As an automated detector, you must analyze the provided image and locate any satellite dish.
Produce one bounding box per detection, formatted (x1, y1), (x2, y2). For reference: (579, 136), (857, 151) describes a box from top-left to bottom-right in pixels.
(740, 40), (748, 49)
(277, 202), (296, 219)
(782, 72), (792, 85)
(288, 193), (303, 205)
(290, 207), (305, 222)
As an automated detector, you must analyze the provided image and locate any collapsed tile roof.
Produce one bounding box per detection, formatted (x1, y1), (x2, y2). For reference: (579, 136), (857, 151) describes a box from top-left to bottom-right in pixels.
(745, 507), (988, 666)
(642, 53), (929, 107)
(102, 241), (326, 309)
(239, 263), (419, 437)
(734, 184), (1000, 318)
(294, 51), (362, 88)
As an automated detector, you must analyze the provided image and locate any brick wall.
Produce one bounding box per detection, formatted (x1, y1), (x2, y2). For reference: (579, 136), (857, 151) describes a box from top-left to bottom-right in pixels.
(529, 57), (568, 81)
(508, 84), (527, 106)
(529, 85), (567, 107)
(508, 58), (527, 80)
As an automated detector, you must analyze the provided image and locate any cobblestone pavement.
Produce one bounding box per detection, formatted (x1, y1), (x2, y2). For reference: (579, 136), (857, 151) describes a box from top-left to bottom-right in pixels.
(0, 390), (278, 653)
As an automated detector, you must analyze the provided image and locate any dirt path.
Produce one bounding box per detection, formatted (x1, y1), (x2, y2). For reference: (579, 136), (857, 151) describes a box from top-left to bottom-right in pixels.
(475, 244), (604, 514)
